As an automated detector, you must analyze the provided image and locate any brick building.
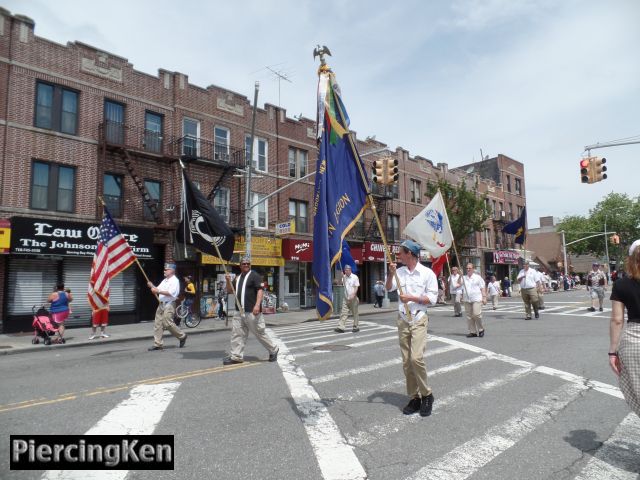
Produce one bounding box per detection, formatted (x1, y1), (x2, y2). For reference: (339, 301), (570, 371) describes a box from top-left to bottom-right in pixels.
(0, 10), (527, 332)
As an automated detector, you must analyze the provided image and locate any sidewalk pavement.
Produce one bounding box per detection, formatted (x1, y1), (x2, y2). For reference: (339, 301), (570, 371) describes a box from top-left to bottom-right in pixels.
(0, 302), (402, 356)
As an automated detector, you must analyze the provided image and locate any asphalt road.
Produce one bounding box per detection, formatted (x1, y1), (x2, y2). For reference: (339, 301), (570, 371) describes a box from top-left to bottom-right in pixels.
(2, 288), (638, 479)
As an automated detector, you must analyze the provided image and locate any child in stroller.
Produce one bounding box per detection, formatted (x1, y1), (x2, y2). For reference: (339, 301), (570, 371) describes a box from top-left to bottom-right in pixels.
(31, 305), (65, 345)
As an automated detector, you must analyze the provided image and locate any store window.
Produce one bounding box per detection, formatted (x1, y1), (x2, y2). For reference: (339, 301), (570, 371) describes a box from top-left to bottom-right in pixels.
(285, 263), (300, 296)
(31, 160), (75, 212)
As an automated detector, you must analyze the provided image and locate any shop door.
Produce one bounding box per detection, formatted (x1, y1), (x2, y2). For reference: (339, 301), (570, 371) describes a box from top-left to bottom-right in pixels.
(298, 264), (307, 307)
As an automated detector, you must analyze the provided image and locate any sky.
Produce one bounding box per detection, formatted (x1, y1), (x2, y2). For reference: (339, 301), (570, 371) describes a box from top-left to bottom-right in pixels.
(6, 0), (639, 228)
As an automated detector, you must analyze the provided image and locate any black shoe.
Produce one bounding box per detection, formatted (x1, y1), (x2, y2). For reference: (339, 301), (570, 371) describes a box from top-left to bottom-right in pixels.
(268, 348), (279, 362)
(222, 356), (243, 365)
(466, 333), (478, 338)
(525, 316), (532, 320)
(334, 328), (345, 333)
(420, 393), (434, 417)
(402, 397), (421, 415)
(352, 327), (360, 333)
(599, 307), (603, 312)
(534, 313), (539, 319)
(587, 307), (596, 312)
(539, 306), (545, 310)
(148, 346), (163, 351)
(179, 335), (187, 348)
(478, 329), (485, 337)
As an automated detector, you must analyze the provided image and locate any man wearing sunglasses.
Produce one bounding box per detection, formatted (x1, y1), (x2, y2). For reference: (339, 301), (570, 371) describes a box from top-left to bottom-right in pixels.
(147, 262), (187, 351)
(222, 256), (279, 365)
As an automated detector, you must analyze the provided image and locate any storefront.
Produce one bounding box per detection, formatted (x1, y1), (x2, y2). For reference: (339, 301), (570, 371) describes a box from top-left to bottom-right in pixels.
(281, 238), (314, 310)
(484, 250), (520, 283)
(5, 216), (155, 333)
(363, 242), (401, 303)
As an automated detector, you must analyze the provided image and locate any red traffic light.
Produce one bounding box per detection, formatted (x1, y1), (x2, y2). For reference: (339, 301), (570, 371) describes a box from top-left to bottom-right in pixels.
(580, 159), (590, 168)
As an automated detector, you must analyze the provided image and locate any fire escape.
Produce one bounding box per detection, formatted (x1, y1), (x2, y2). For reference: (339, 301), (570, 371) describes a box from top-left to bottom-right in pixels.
(363, 183), (397, 242)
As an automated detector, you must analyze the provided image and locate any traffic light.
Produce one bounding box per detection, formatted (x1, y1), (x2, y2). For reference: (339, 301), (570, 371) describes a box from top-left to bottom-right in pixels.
(580, 158), (591, 183)
(372, 159), (385, 184)
(386, 158), (399, 184)
(592, 157), (607, 183)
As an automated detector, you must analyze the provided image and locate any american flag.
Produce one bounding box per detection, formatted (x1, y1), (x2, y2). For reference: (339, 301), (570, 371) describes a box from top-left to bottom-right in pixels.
(88, 208), (136, 311)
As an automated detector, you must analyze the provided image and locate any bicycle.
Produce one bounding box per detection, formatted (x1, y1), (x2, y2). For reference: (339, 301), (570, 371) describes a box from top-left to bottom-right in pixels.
(176, 299), (201, 328)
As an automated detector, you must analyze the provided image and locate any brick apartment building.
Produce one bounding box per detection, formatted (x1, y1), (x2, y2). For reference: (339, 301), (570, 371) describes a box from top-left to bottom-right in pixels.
(0, 10), (527, 332)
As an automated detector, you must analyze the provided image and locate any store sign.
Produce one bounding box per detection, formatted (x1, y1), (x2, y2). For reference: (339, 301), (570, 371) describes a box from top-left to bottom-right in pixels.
(0, 218), (10, 254)
(282, 239), (313, 262)
(363, 242), (401, 262)
(493, 250), (520, 264)
(235, 236), (282, 257)
(10, 217), (153, 259)
(275, 221), (295, 235)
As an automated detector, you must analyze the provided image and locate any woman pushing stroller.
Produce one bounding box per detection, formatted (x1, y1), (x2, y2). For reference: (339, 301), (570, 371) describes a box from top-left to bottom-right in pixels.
(48, 283), (73, 341)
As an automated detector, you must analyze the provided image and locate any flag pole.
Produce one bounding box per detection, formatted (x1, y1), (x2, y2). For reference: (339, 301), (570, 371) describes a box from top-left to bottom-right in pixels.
(320, 63), (411, 319)
(437, 189), (470, 302)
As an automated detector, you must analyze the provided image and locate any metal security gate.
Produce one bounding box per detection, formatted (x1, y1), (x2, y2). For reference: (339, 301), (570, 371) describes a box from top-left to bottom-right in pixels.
(7, 258), (58, 316)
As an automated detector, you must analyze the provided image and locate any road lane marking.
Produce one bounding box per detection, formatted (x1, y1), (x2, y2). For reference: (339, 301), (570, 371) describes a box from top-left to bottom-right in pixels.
(267, 329), (367, 480)
(294, 335), (399, 358)
(286, 327), (393, 346)
(42, 382), (180, 480)
(574, 412), (640, 479)
(405, 382), (587, 480)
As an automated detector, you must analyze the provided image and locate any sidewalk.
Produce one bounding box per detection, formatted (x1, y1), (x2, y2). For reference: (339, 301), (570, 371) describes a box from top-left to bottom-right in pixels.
(0, 302), (402, 356)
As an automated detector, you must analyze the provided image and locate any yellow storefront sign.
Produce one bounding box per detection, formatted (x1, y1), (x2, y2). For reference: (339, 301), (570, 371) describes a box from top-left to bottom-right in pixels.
(201, 236), (284, 266)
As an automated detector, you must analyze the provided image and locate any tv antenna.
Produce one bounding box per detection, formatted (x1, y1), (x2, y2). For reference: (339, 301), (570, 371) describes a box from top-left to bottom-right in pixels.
(266, 65), (292, 107)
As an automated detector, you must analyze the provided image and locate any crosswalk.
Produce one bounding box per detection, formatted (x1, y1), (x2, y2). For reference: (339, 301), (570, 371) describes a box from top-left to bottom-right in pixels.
(448, 300), (612, 318)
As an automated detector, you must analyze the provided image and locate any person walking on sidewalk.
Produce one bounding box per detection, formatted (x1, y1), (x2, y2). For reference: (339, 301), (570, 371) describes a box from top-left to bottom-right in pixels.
(517, 261), (541, 320)
(222, 256), (279, 365)
(487, 275), (501, 310)
(373, 280), (385, 308)
(48, 283), (73, 341)
(459, 264), (487, 337)
(147, 262), (187, 351)
(386, 239), (438, 417)
(587, 262), (608, 312)
(448, 266), (463, 317)
(335, 264), (360, 333)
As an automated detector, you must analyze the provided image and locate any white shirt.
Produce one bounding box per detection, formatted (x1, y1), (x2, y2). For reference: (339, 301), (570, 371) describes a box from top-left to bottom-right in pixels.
(460, 273), (486, 303)
(156, 275), (180, 303)
(488, 281), (501, 296)
(448, 273), (462, 294)
(387, 263), (438, 324)
(518, 268), (539, 289)
(342, 273), (360, 299)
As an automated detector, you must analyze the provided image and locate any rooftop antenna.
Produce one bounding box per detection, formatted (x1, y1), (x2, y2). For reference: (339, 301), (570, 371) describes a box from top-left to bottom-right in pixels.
(266, 65), (292, 108)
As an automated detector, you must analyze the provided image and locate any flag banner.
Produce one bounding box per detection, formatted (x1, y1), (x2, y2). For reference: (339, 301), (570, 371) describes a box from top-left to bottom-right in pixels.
(312, 65), (368, 320)
(503, 207), (526, 245)
(338, 239), (358, 273)
(177, 169), (235, 261)
(88, 207), (137, 312)
(403, 191), (453, 258)
(430, 253), (448, 277)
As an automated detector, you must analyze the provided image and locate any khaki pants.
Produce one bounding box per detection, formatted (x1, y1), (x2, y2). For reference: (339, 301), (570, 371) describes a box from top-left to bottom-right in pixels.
(490, 294), (499, 309)
(153, 303), (186, 347)
(464, 301), (484, 334)
(229, 311), (277, 361)
(338, 297), (359, 330)
(453, 292), (462, 316)
(538, 290), (545, 308)
(520, 288), (539, 317)
(397, 314), (431, 398)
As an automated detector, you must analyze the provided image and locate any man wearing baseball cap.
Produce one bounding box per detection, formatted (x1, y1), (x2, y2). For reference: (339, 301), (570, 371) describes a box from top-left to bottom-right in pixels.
(385, 239), (438, 417)
(587, 261), (608, 312)
(146, 262), (187, 351)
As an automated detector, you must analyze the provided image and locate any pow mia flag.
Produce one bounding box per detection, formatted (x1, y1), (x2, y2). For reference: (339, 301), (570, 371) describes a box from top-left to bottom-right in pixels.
(176, 169), (235, 261)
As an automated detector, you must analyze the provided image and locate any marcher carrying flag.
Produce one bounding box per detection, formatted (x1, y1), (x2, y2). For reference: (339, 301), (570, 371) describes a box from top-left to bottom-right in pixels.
(312, 56), (368, 320)
(177, 168), (235, 261)
(403, 191), (454, 258)
(503, 206), (527, 245)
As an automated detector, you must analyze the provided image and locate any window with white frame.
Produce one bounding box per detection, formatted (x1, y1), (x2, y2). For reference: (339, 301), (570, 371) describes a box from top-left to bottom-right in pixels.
(251, 192), (267, 229)
(214, 126), (230, 161)
(288, 147), (308, 178)
(410, 179), (422, 203)
(213, 187), (230, 223)
(183, 118), (200, 157)
(245, 136), (267, 172)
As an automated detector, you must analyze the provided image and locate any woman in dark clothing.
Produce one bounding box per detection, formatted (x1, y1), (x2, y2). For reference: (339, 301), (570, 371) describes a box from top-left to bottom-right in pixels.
(48, 283), (73, 339)
(609, 239), (640, 416)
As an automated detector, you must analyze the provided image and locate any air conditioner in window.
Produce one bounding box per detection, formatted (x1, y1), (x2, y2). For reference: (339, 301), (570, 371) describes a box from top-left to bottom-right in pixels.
(501, 210), (506, 218)
(214, 152), (229, 162)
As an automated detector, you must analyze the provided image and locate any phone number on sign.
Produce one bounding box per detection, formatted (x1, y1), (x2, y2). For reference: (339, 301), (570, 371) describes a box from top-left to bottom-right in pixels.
(13, 247), (42, 253)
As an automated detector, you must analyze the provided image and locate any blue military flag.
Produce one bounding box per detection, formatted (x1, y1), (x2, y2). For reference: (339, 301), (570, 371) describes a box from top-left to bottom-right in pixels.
(312, 65), (368, 320)
(338, 239), (358, 273)
(503, 207), (527, 245)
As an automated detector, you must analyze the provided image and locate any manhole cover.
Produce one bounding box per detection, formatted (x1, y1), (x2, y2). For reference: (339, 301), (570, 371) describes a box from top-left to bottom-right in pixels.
(313, 344), (351, 352)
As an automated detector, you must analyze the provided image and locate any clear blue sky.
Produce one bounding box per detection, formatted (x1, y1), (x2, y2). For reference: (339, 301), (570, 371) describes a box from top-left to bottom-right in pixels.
(7, 0), (640, 227)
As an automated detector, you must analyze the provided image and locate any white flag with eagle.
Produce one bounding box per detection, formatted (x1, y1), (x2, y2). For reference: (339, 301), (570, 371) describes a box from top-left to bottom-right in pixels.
(403, 191), (453, 258)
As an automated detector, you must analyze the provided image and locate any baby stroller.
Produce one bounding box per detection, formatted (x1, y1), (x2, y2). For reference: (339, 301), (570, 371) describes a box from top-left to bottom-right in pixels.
(31, 305), (65, 345)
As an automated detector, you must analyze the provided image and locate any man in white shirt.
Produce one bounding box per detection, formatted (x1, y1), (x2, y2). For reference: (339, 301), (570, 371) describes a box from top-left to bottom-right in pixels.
(335, 265), (360, 333)
(448, 266), (463, 317)
(458, 263), (487, 337)
(536, 269), (546, 310)
(147, 262), (187, 351)
(386, 239), (438, 417)
(517, 261), (541, 319)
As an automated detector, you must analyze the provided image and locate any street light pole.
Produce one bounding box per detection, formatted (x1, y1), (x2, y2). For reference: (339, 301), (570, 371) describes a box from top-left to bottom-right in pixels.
(245, 81), (260, 260)
(561, 230), (568, 278)
(604, 214), (610, 279)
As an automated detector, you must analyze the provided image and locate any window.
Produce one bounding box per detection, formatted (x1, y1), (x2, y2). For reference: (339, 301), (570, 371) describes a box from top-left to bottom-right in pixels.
(515, 178), (522, 195)
(499, 202), (504, 218)
(104, 174), (123, 217)
(104, 100), (124, 144)
(387, 214), (400, 242)
(251, 192), (267, 229)
(509, 202), (514, 221)
(144, 180), (161, 221)
(183, 118), (200, 157)
(492, 200), (497, 219)
(144, 111), (163, 153)
(506, 175), (511, 193)
(245, 136), (267, 172)
(484, 228), (492, 248)
(289, 200), (308, 233)
(410, 179), (422, 203)
(214, 127), (230, 161)
(35, 82), (78, 135)
(31, 161), (75, 212)
(213, 188), (230, 223)
(517, 205), (523, 217)
(288, 147), (308, 178)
